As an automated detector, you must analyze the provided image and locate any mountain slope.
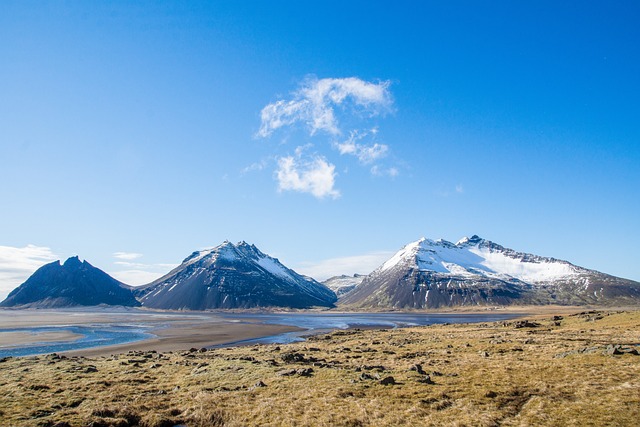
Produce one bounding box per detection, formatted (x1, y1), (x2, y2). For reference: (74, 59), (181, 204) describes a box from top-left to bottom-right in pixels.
(341, 235), (640, 309)
(0, 256), (140, 308)
(136, 241), (337, 309)
(322, 274), (366, 298)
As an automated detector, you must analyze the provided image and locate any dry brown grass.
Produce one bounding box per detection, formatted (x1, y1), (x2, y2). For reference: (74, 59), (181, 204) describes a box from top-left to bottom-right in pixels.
(0, 309), (638, 426)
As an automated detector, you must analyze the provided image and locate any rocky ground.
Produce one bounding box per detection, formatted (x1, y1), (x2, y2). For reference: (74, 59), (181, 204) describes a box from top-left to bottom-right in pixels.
(0, 310), (638, 426)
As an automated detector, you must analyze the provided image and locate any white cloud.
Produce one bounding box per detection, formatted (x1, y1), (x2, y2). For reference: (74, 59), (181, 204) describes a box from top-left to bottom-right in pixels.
(456, 184), (464, 193)
(258, 77), (392, 138)
(295, 251), (394, 282)
(0, 245), (58, 300)
(335, 130), (389, 164)
(109, 262), (177, 287)
(113, 252), (143, 260)
(276, 152), (340, 199)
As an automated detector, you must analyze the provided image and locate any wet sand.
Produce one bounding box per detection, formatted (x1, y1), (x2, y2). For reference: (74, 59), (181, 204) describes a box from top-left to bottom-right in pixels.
(0, 308), (301, 357)
(0, 330), (84, 348)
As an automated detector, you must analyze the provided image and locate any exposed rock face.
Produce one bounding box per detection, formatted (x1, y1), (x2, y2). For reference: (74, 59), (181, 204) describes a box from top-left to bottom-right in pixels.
(136, 241), (337, 310)
(340, 236), (640, 309)
(322, 274), (366, 298)
(0, 256), (140, 308)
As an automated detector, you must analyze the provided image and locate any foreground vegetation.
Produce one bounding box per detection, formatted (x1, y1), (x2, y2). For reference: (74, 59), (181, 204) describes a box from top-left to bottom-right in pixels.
(0, 310), (639, 426)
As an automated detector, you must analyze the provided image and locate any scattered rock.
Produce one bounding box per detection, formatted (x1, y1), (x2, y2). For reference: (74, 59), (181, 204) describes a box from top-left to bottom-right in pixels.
(276, 369), (297, 376)
(379, 376), (396, 385)
(296, 368), (314, 377)
(409, 364), (426, 375)
(479, 351), (490, 357)
(359, 372), (378, 381)
(513, 320), (540, 329)
(485, 391), (498, 398)
(417, 375), (434, 384)
(281, 352), (307, 363)
(253, 380), (267, 388)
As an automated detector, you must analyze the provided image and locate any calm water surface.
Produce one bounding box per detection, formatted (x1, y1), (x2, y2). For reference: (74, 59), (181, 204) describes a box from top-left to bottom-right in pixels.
(214, 312), (522, 346)
(0, 324), (154, 358)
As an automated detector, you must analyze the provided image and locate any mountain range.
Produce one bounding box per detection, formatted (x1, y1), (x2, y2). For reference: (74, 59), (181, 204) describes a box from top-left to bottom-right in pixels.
(2, 236), (639, 309)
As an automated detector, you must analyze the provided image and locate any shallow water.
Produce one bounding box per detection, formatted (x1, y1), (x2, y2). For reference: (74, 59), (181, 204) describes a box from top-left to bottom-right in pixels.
(0, 324), (154, 358)
(214, 312), (521, 346)
(0, 312), (520, 357)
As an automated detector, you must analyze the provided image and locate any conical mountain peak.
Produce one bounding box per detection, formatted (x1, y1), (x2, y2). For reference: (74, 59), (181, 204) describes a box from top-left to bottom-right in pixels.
(137, 241), (337, 310)
(0, 257), (139, 308)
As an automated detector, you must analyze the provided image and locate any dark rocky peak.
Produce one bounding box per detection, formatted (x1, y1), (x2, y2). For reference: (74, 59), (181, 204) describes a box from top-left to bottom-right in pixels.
(63, 256), (84, 268)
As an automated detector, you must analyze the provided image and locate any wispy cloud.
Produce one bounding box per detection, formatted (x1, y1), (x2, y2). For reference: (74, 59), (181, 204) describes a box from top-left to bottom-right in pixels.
(335, 129), (389, 164)
(276, 149), (340, 199)
(109, 252), (176, 286)
(295, 251), (394, 282)
(0, 245), (58, 300)
(371, 165), (399, 177)
(435, 184), (466, 197)
(258, 77), (392, 138)
(113, 252), (143, 260)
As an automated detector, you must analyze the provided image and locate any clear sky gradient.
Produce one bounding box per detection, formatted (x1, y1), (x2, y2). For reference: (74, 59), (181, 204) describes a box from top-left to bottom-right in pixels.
(1, 1), (639, 299)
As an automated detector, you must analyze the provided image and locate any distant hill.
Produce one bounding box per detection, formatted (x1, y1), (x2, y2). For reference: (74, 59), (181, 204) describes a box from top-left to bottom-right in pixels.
(322, 274), (366, 298)
(136, 241), (337, 310)
(341, 235), (640, 309)
(0, 256), (140, 308)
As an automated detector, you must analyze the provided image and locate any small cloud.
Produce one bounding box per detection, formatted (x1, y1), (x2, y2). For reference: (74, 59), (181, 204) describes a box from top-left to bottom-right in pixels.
(113, 252), (143, 260)
(295, 251), (394, 281)
(371, 165), (400, 177)
(276, 151), (340, 199)
(257, 76), (392, 138)
(335, 130), (389, 164)
(241, 159), (270, 175)
(0, 245), (58, 300)
(455, 184), (464, 193)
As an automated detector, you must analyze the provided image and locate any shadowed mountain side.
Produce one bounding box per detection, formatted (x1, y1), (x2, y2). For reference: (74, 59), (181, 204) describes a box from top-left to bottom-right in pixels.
(0, 256), (140, 308)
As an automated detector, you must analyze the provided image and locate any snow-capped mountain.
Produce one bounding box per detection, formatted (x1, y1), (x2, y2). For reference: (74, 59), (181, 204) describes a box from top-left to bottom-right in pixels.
(136, 241), (337, 309)
(322, 274), (366, 298)
(0, 256), (140, 308)
(340, 235), (640, 309)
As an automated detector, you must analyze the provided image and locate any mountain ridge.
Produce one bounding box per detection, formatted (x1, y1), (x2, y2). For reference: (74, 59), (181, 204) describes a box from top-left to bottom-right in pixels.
(340, 235), (640, 308)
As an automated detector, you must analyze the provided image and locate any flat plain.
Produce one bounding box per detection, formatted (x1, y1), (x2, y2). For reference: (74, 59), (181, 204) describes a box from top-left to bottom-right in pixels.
(0, 309), (638, 426)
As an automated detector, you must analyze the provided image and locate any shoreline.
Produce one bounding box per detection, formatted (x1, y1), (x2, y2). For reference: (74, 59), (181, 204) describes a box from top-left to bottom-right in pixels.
(0, 305), (623, 357)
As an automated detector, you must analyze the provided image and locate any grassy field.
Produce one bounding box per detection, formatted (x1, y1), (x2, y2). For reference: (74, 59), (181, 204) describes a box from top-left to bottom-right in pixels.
(0, 309), (638, 426)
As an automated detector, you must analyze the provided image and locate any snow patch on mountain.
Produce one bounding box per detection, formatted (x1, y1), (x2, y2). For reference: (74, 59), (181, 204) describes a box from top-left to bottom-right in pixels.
(379, 236), (577, 283)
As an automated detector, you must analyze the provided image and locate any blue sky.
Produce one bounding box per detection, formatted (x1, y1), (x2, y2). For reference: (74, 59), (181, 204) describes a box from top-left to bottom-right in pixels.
(1, 1), (639, 298)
